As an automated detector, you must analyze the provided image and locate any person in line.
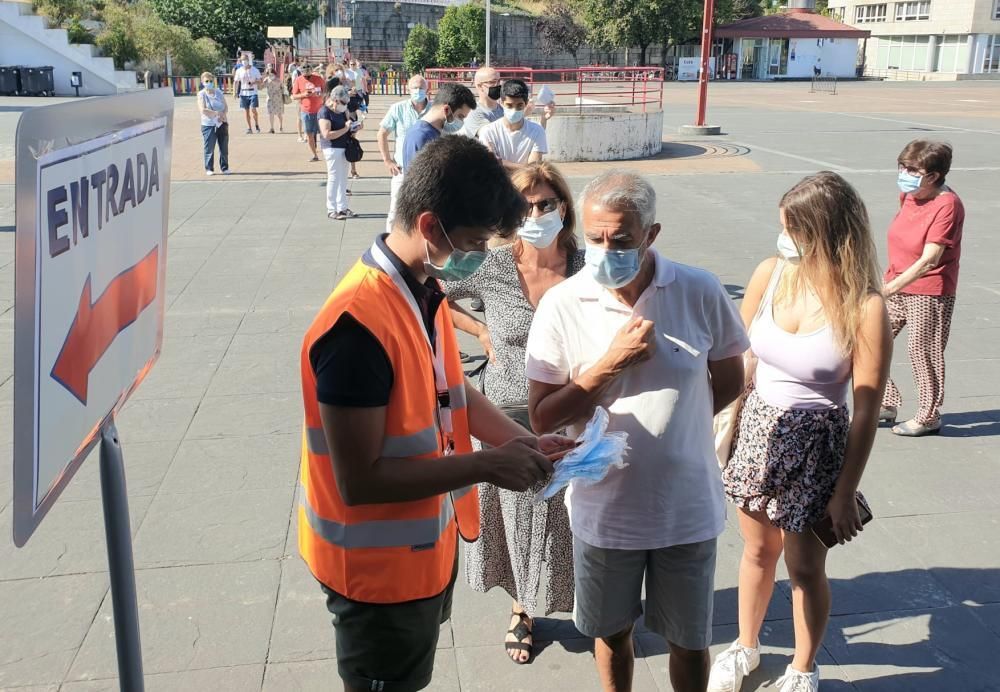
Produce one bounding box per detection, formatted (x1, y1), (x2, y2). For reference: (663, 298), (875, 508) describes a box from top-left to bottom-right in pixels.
(197, 72), (229, 176)
(292, 65), (326, 163)
(478, 79), (551, 171)
(400, 83), (476, 171)
(525, 171), (749, 692)
(233, 55), (262, 134)
(319, 86), (361, 221)
(462, 66), (504, 138)
(378, 74), (430, 232)
(346, 79), (365, 180)
(325, 63), (343, 94)
(353, 60), (371, 111)
(880, 140), (964, 437)
(710, 172), (892, 692)
(286, 63), (305, 142)
(299, 135), (574, 692)
(262, 64), (285, 134)
(443, 162), (583, 664)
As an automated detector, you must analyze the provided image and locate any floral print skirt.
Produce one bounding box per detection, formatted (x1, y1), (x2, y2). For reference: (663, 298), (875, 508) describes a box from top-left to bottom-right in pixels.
(723, 389), (850, 533)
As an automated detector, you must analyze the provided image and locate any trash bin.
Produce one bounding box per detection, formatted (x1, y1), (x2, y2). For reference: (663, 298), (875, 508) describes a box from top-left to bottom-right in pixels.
(0, 66), (20, 96)
(20, 66), (55, 96)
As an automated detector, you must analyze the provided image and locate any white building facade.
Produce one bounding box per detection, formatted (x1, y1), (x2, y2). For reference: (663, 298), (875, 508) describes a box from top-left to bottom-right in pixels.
(827, 0), (1000, 78)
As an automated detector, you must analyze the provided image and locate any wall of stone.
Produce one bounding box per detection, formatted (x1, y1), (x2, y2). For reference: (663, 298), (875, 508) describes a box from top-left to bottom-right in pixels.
(301, 1), (667, 69)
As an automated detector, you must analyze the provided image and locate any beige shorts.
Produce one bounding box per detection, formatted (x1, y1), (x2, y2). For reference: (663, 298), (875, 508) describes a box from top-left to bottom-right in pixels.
(572, 536), (717, 650)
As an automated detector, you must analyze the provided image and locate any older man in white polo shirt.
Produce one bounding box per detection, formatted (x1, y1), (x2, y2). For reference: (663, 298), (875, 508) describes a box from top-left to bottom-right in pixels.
(525, 171), (748, 692)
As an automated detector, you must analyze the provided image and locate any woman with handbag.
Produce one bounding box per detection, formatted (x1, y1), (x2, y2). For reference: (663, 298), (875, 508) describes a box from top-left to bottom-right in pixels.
(708, 172), (892, 692)
(442, 162), (583, 665)
(318, 86), (360, 220)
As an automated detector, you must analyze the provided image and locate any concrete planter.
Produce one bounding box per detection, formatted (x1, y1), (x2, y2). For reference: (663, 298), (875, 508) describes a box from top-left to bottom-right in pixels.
(542, 108), (663, 162)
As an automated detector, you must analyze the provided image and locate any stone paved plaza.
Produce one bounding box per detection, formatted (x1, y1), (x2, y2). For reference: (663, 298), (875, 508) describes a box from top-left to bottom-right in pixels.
(0, 81), (998, 691)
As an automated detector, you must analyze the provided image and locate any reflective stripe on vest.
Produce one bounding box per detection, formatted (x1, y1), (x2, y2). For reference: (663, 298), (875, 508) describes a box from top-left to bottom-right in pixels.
(304, 384), (466, 458)
(301, 485), (453, 549)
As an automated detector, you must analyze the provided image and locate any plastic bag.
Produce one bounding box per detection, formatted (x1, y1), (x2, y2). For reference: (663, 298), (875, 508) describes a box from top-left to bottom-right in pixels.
(535, 406), (629, 503)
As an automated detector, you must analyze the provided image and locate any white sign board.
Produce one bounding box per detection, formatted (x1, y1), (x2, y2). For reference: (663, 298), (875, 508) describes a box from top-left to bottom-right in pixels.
(678, 57), (716, 81)
(13, 89), (173, 546)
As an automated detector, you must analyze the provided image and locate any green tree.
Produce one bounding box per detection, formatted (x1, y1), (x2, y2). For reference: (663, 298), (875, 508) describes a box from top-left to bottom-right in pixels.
(66, 16), (95, 43)
(436, 2), (485, 67)
(535, 2), (587, 63)
(404, 24), (439, 73)
(32, 0), (86, 26)
(579, 0), (663, 65)
(150, 0), (317, 57)
(96, 1), (140, 68)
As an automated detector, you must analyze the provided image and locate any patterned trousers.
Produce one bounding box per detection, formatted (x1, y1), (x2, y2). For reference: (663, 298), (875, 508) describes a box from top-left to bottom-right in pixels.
(883, 293), (957, 426)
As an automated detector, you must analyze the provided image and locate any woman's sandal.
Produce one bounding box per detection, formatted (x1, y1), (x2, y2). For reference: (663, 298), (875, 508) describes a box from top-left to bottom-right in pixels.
(505, 611), (533, 665)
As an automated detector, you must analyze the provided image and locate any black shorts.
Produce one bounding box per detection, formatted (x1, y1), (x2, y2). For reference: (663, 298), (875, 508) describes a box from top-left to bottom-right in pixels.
(320, 553), (458, 692)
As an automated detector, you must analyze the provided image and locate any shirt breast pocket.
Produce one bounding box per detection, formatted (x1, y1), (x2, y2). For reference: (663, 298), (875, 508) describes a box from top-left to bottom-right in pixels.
(659, 332), (708, 380)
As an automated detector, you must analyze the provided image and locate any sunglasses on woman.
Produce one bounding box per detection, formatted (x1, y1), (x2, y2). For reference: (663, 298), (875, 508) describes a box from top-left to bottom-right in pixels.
(523, 197), (560, 216)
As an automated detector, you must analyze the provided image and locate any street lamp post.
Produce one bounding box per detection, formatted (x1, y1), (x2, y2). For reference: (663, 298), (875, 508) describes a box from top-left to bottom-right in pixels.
(485, 0), (491, 67)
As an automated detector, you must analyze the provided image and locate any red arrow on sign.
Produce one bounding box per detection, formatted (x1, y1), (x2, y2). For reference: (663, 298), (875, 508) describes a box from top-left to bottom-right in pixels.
(50, 246), (160, 405)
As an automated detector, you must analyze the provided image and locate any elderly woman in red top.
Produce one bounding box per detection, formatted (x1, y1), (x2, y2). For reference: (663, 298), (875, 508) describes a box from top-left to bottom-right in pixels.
(881, 140), (964, 436)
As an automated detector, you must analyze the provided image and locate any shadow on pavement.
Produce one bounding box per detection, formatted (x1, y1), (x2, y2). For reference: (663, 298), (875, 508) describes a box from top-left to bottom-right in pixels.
(940, 410), (1000, 438)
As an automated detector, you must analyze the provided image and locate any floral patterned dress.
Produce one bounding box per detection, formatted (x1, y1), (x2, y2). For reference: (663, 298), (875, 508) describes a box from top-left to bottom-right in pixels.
(443, 244), (584, 616)
(263, 76), (284, 116)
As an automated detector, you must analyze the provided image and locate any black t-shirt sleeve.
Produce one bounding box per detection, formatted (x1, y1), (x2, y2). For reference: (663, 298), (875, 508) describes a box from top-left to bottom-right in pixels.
(310, 314), (394, 407)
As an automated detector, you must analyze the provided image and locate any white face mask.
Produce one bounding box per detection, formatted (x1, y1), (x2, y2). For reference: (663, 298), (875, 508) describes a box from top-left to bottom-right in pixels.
(518, 209), (563, 248)
(334, 103), (348, 113)
(777, 232), (802, 263)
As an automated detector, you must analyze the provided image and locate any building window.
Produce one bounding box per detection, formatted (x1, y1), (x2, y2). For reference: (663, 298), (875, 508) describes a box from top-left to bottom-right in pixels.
(985, 35), (1000, 73)
(855, 4), (888, 23)
(994, 0), (1000, 20)
(830, 6), (846, 21)
(895, 1), (930, 21)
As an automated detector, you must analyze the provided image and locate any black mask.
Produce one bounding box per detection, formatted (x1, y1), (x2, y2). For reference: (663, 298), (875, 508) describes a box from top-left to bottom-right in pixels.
(487, 85), (502, 101)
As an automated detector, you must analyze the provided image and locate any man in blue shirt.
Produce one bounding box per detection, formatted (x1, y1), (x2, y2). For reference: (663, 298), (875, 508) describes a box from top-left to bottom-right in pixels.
(400, 83), (476, 172)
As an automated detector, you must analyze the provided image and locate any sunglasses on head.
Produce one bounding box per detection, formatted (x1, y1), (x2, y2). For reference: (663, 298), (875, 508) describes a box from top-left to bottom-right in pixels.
(523, 197), (560, 215)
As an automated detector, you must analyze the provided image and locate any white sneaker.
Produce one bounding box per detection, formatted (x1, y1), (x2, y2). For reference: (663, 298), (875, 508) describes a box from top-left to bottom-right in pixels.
(776, 664), (820, 692)
(205, 170), (214, 176)
(708, 640), (760, 692)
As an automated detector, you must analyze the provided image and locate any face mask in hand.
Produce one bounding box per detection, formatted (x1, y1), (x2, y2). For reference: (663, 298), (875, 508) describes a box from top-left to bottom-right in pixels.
(897, 170), (922, 194)
(776, 232), (802, 263)
(518, 209), (563, 249)
(504, 107), (525, 124)
(585, 243), (642, 289)
(424, 222), (488, 281)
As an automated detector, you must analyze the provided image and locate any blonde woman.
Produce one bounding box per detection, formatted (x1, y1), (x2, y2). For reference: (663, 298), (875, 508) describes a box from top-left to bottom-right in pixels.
(442, 162), (583, 665)
(710, 172), (891, 692)
(262, 64), (285, 134)
(196, 72), (229, 175)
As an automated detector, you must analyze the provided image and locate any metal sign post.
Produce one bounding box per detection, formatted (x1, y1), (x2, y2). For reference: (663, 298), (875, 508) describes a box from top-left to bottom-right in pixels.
(12, 88), (174, 690)
(680, 0), (723, 136)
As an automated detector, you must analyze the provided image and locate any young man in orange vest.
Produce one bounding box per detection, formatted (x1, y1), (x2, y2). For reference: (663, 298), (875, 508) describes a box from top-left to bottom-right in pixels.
(299, 135), (573, 692)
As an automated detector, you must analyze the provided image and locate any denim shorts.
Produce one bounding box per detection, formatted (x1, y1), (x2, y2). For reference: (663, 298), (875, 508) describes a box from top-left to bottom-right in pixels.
(239, 93), (258, 109)
(300, 112), (319, 134)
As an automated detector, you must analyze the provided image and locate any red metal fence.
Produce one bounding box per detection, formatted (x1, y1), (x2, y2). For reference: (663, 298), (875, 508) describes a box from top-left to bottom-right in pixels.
(423, 66), (664, 113)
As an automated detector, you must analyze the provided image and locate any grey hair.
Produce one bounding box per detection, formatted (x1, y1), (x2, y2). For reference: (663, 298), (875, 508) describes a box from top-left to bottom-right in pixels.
(330, 85), (350, 103)
(578, 170), (656, 229)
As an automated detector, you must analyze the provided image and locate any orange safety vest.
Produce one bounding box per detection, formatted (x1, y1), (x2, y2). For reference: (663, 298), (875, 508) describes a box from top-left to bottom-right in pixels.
(298, 245), (480, 604)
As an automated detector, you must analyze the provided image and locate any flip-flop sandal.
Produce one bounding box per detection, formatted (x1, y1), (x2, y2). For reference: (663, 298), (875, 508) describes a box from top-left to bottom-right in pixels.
(505, 611), (533, 665)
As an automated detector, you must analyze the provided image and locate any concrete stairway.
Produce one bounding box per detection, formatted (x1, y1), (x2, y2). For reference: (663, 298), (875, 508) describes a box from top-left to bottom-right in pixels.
(0, 0), (139, 96)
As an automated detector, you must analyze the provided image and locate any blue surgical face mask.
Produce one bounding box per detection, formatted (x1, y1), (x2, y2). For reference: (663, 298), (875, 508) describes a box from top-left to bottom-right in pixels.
(443, 115), (465, 134)
(585, 243), (642, 289)
(203, 80), (215, 89)
(505, 107), (525, 124)
(776, 232), (802, 263)
(411, 88), (427, 103)
(424, 222), (488, 281)
(518, 209), (563, 249)
(897, 169), (922, 194)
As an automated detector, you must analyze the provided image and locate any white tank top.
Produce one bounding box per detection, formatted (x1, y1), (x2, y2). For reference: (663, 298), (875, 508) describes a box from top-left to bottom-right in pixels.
(752, 267), (851, 410)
